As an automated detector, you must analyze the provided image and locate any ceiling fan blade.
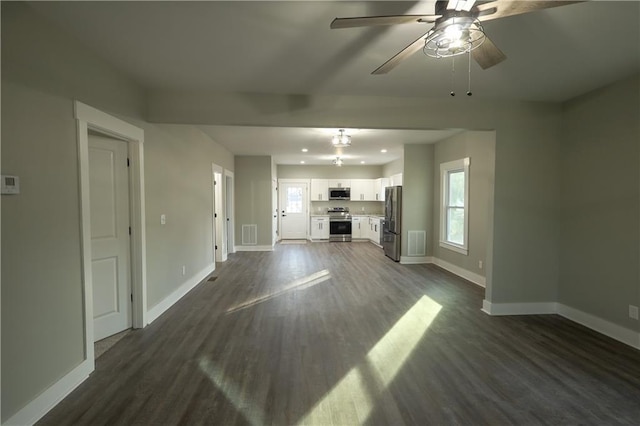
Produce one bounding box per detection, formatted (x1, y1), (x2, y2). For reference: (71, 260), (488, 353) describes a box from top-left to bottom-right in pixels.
(476, 1), (583, 22)
(372, 32), (429, 75)
(472, 35), (506, 69)
(330, 15), (439, 29)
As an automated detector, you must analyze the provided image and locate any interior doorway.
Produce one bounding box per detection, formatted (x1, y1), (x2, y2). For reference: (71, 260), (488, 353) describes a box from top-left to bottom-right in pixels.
(225, 170), (235, 254)
(75, 101), (146, 365)
(213, 164), (225, 263)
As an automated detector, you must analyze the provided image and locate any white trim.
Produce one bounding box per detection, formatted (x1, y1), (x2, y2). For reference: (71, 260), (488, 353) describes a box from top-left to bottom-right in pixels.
(432, 258), (486, 287)
(146, 263), (215, 325)
(439, 157), (470, 255)
(438, 240), (468, 255)
(75, 102), (143, 142)
(74, 101), (147, 363)
(481, 301), (640, 350)
(224, 169), (235, 254)
(557, 304), (640, 350)
(3, 359), (92, 426)
(234, 245), (275, 252)
(400, 256), (433, 264)
(481, 300), (557, 315)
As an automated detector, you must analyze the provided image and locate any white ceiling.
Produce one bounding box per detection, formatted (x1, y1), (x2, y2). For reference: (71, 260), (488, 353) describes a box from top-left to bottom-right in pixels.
(198, 126), (462, 165)
(27, 1), (640, 164)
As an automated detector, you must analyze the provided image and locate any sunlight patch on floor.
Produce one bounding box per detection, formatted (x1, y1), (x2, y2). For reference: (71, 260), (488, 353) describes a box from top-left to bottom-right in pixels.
(226, 269), (331, 314)
(298, 295), (442, 425)
(198, 357), (265, 426)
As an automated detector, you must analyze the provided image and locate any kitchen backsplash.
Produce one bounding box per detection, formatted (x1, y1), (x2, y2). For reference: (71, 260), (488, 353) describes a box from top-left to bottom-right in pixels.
(311, 201), (383, 215)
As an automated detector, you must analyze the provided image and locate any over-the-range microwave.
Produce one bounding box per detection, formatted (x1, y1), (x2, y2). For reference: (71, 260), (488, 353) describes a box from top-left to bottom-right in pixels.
(329, 187), (350, 200)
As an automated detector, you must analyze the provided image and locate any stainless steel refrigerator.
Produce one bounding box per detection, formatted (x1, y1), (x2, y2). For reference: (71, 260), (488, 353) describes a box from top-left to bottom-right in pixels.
(383, 185), (402, 261)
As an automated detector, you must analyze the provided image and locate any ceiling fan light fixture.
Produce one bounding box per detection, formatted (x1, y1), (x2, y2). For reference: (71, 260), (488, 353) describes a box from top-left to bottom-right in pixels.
(331, 129), (352, 146)
(424, 17), (485, 58)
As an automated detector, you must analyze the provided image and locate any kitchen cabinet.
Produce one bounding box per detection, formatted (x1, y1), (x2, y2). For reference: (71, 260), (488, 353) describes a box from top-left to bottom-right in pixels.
(351, 179), (375, 201)
(351, 216), (365, 239)
(374, 178), (389, 201)
(310, 179), (328, 201)
(369, 217), (382, 246)
(310, 216), (329, 240)
(328, 179), (351, 188)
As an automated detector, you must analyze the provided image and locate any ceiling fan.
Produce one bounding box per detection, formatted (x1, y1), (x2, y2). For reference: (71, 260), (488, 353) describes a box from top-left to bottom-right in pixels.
(330, 0), (582, 74)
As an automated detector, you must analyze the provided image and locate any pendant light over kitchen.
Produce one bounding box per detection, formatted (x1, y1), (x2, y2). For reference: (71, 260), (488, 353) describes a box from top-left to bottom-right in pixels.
(331, 129), (351, 147)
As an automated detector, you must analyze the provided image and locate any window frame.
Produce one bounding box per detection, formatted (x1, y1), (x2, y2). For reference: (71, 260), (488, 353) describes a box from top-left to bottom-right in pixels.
(439, 157), (470, 255)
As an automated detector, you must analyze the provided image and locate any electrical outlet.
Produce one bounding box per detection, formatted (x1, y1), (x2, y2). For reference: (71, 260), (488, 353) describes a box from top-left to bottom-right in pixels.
(629, 305), (639, 320)
(182, 265), (186, 276)
(478, 260), (483, 269)
(160, 214), (166, 225)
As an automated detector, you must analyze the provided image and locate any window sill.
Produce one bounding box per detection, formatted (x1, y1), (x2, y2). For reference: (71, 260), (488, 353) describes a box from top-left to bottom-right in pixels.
(439, 241), (468, 255)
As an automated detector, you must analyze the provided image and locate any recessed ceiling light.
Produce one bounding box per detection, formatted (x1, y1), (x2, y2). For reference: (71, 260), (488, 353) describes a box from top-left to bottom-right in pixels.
(300, 161), (305, 164)
(301, 148), (308, 152)
(381, 149), (387, 153)
(360, 161), (365, 164)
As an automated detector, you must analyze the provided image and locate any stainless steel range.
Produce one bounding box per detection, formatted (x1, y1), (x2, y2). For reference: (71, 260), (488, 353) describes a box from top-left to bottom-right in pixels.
(328, 207), (352, 242)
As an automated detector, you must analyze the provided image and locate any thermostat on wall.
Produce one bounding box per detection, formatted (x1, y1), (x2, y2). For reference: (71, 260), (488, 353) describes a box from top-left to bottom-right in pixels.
(1, 175), (20, 194)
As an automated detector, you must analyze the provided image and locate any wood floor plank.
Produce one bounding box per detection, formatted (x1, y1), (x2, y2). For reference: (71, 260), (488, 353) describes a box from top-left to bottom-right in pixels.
(38, 242), (640, 425)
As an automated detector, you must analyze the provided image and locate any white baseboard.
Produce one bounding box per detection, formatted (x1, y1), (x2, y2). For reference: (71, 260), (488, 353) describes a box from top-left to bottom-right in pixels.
(557, 304), (640, 350)
(146, 263), (215, 325)
(400, 256), (433, 264)
(481, 300), (557, 315)
(481, 301), (640, 351)
(432, 258), (486, 287)
(234, 245), (274, 252)
(4, 359), (93, 426)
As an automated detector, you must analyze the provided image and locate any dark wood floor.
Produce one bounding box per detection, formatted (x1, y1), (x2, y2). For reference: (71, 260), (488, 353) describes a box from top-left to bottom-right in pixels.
(39, 242), (640, 425)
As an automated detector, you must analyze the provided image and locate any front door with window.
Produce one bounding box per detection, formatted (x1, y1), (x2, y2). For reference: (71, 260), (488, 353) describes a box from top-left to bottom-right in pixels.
(279, 181), (308, 239)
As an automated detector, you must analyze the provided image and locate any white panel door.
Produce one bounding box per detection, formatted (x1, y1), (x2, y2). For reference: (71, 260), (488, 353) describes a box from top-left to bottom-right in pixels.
(89, 135), (131, 341)
(280, 182), (308, 239)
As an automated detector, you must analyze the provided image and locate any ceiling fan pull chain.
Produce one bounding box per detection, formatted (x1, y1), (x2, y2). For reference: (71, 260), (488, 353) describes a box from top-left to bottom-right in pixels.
(467, 47), (472, 96)
(450, 56), (456, 96)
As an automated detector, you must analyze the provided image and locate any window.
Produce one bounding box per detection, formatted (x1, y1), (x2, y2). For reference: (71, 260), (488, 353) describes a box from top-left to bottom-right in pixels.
(285, 186), (303, 213)
(440, 157), (470, 255)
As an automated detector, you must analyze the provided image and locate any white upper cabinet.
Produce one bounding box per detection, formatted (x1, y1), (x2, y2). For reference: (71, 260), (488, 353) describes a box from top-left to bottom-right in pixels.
(374, 178), (389, 201)
(328, 179), (351, 188)
(310, 179), (328, 201)
(351, 179), (376, 201)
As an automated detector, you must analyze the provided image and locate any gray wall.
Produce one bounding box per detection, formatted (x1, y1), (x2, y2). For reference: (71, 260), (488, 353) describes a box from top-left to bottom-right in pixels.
(559, 74), (640, 330)
(402, 144), (435, 258)
(1, 3), (234, 420)
(278, 165), (383, 179)
(1, 80), (87, 421)
(432, 131), (496, 277)
(234, 156), (274, 247)
(382, 158), (404, 177)
(137, 123), (234, 308)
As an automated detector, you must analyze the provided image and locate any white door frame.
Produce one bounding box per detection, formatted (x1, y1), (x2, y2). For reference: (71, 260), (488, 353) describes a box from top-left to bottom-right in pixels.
(278, 178), (310, 240)
(224, 169), (235, 254)
(212, 163), (225, 263)
(75, 101), (147, 364)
